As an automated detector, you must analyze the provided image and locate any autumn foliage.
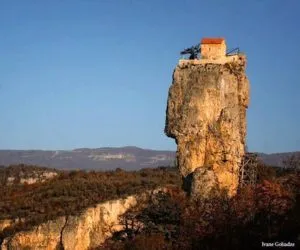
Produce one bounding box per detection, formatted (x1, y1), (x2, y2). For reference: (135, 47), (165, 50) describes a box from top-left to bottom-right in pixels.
(101, 171), (300, 250)
(0, 165), (181, 242)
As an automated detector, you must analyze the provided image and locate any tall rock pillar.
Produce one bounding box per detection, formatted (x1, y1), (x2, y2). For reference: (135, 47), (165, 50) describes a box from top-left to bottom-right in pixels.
(165, 38), (249, 197)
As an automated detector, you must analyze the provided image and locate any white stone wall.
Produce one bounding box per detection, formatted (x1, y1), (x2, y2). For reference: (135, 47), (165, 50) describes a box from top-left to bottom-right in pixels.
(178, 54), (241, 66)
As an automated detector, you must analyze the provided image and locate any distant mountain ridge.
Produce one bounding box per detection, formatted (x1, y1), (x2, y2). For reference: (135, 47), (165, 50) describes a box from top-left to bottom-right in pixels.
(256, 151), (300, 168)
(0, 147), (299, 170)
(0, 147), (175, 170)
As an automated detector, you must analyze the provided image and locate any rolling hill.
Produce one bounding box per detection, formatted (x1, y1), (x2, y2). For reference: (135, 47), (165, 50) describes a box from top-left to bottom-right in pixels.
(0, 147), (299, 170)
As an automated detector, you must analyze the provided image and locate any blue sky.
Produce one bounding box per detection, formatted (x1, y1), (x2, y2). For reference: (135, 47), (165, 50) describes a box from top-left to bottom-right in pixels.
(0, 0), (299, 153)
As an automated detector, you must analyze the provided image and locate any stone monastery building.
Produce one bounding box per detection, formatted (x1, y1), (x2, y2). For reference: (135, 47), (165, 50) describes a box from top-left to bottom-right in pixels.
(180, 37), (241, 66)
(200, 38), (226, 60)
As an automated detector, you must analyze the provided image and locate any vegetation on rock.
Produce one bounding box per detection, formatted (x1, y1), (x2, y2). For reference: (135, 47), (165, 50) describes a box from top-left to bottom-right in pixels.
(99, 168), (300, 250)
(0, 165), (181, 242)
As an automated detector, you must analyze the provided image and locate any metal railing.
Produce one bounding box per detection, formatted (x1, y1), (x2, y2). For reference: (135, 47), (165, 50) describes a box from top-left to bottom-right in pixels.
(226, 47), (240, 56)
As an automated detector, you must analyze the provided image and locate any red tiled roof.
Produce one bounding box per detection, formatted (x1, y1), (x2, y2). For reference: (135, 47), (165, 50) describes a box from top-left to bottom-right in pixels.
(201, 38), (225, 44)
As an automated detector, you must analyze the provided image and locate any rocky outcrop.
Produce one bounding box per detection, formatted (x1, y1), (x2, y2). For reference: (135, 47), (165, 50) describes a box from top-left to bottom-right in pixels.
(0, 188), (166, 250)
(1, 165), (58, 186)
(1, 217), (66, 250)
(190, 167), (218, 199)
(19, 172), (57, 185)
(0, 220), (13, 232)
(0, 195), (144, 250)
(165, 55), (249, 197)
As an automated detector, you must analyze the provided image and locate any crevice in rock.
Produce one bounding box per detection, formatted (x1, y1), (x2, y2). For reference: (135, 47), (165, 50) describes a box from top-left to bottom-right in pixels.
(58, 216), (68, 250)
(4, 235), (13, 250)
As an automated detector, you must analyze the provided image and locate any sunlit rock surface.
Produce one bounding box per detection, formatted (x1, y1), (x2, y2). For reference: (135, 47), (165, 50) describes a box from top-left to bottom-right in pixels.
(1, 196), (138, 250)
(165, 55), (249, 196)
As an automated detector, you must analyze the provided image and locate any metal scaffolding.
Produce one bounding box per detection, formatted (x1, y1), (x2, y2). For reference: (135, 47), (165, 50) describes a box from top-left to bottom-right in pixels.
(239, 152), (258, 187)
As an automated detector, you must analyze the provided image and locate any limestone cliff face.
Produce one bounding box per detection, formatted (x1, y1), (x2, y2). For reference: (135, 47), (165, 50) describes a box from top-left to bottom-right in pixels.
(165, 55), (249, 196)
(1, 195), (140, 250)
(0, 220), (13, 232)
(3, 168), (58, 186)
(1, 217), (66, 250)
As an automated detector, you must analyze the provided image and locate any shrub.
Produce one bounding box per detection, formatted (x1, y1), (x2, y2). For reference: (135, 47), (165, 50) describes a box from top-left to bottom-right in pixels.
(101, 174), (300, 250)
(0, 166), (181, 242)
